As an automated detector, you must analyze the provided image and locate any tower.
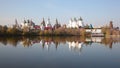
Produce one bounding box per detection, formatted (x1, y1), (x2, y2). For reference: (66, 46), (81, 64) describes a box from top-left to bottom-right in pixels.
(15, 19), (18, 25)
(109, 21), (113, 29)
(41, 18), (45, 26)
(41, 18), (46, 30)
(15, 19), (19, 28)
(77, 17), (84, 28)
(46, 18), (52, 27)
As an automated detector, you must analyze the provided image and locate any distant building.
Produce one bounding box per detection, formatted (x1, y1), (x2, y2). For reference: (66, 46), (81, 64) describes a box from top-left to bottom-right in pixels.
(85, 28), (104, 37)
(53, 19), (61, 29)
(21, 19), (35, 29)
(40, 18), (46, 30)
(40, 18), (52, 30)
(45, 18), (52, 30)
(34, 25), (40, 30)
(67, 17), (84, 28)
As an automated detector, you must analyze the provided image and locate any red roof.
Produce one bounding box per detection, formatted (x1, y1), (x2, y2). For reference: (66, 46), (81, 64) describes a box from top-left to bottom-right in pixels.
(34, 25), (40, 29)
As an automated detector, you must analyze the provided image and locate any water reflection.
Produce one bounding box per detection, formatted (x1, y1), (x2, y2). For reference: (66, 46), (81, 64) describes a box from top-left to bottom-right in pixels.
(0, 36), (120, 51)
(68, 41), (83, 52)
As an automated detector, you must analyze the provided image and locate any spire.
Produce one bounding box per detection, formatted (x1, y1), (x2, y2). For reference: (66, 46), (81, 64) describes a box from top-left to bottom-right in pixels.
(41, 18), (45, 26)
(48, 18), (50, 23)
(109, 21), (113, 29)
(30, 19), (33, 23)
(46, 18), (52, 27)
(24, 19), (26, 24)
(15, 19), (18, 24)
(56, 18), (58, 24)
(79, 17), (83, 21)
(47, 18), (50, 24)
(74, 17), (77, 22)
(43, 18), (45, 22)
(27, 19), (30, 23)
(70, 18), (73, 22)
(54, 18), (61, 29)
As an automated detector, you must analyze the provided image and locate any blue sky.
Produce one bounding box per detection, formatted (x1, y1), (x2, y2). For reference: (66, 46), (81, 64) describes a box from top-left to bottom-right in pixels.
(0, 0), (120, 27)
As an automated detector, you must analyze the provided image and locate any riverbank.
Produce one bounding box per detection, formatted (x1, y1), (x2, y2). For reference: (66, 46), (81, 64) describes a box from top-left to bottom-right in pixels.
(0, 25), (119, 37)
(0, 27), (84, 36)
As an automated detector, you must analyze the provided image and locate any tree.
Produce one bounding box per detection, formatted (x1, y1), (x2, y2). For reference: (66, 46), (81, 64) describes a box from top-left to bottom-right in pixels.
(2, 25), (8, 34)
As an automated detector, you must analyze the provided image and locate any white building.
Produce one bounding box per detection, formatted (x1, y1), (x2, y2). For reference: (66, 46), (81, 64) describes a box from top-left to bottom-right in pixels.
(85, 28), (102, 33)
(46, 18), (52, 28)
(85, 37), (104, 43)
(85, 28), (104, 37)
(67, 17), (84, 28)
(21, 20), (35, 29)
(40, 18), (52, 30)
(40, 18), (45, 30)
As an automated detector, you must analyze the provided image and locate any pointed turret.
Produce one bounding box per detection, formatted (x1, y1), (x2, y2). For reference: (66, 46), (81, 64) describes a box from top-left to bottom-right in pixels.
(77, 17), (84, 28)
(79, 17), (83, 21)
(40, 18), (46, 30)
(15, 19), (18, 25)
(54, 18), (61, 29)
(41, 18), (45, 26)
(56, 18), (58, 24)
(74, 17), (77, 22)
(24, 19), (27, 24)
(46, 18), (52, 27)
(109, 21), (113, 29)
(14, 19), (19, 28)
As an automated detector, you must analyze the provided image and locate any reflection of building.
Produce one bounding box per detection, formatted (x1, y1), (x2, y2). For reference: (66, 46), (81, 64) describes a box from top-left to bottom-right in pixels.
(45, 41), (51, 50)
(85, 37), (104, 43)
(20, 39), (33, 47)
(67, 41), (83, 52)
(40, 40), (52, 51)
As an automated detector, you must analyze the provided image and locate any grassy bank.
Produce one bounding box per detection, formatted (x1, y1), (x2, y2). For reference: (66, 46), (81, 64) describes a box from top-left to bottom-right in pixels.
(0, 25), (119, 37)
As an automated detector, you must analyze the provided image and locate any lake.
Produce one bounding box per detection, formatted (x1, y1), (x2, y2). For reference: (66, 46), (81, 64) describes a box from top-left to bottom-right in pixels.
(0, 36), (120, 68)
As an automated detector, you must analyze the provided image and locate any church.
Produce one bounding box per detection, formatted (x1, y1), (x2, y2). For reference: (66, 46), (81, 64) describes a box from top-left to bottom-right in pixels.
(67, 17), (84, 28)
(40, 18), (52, 30)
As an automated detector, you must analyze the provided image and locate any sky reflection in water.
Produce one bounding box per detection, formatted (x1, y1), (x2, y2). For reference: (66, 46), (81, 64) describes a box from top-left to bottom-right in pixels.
(0, 36), (120, 68)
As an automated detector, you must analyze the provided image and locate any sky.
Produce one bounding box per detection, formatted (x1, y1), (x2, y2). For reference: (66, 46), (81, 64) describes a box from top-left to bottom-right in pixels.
(0, 0), (120, 27)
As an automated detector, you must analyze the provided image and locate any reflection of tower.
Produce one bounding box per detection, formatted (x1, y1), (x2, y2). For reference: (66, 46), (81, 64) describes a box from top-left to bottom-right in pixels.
(45, 42), (49, 51)
(55, 42), (59, 50)
(45, 41), (51, 51)
(109, 41), (113, 49)
(40, 40), (51, 51)
(41, 40), (45, 49)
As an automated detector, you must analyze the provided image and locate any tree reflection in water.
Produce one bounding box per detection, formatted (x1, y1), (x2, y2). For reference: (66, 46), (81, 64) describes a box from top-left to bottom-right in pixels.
(0, 36), (120, 51)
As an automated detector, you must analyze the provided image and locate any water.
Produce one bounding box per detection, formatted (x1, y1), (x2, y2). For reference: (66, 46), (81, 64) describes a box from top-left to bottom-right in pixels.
(0, 36), (120, 68)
